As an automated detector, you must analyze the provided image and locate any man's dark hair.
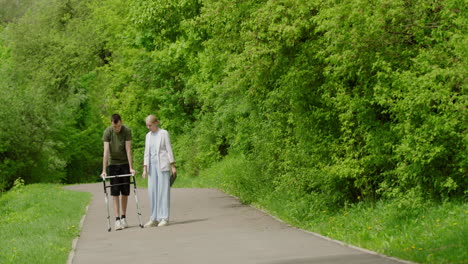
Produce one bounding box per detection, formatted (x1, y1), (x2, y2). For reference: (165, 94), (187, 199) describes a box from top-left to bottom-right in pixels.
(111, 114), (122, 124)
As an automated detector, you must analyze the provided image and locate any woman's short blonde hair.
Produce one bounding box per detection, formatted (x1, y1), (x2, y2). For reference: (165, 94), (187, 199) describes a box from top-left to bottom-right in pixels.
(145, 114), (159, 123)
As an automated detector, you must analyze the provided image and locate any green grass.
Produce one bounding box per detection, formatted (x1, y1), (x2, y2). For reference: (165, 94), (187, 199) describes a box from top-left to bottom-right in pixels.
(0, 183), (91, 264)
(175, 156), (468, 264)
(284, 199), (467, 264)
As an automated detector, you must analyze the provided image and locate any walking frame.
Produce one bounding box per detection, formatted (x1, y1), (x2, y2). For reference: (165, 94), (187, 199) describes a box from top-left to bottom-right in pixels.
(102, 174), (143, 232)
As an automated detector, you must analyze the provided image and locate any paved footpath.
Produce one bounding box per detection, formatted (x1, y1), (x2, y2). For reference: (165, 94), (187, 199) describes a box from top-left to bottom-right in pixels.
(64, 183), (413, 264)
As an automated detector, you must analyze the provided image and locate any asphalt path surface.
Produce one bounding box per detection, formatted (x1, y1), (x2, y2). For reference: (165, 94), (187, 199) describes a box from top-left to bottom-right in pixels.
(64, 183), (413, 264)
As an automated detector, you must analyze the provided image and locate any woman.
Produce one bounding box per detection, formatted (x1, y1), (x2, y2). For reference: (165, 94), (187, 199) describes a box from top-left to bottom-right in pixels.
(142, 115), (177, 227)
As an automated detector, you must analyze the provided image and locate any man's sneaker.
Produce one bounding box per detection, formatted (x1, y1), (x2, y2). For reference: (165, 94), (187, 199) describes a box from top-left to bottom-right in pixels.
(158, 220), (169, 227)
(115, 220), (123, 231)
(121, 218), (128, 228)
(144, 220), (158, 228)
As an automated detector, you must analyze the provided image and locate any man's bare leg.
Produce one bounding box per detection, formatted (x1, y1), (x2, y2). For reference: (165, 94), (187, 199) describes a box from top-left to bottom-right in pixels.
(121, 195), (128, 216)
(113, 196), (121, 219)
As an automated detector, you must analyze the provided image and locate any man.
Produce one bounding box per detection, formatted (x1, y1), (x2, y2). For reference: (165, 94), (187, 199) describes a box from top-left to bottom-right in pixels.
(101, 114), (136, 230)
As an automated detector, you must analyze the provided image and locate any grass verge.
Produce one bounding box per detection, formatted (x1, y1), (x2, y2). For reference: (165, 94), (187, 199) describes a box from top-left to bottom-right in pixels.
(267, 196), (467, 264)
(175, 155), (467, 264)
(0, 183), (91, 264)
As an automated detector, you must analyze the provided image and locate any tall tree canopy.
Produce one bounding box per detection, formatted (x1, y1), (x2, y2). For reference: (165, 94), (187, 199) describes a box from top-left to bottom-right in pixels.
(0, 0), (466, 208)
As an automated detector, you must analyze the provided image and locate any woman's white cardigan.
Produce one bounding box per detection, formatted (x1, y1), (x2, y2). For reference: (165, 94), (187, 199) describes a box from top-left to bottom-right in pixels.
(143, 129), (175, 172)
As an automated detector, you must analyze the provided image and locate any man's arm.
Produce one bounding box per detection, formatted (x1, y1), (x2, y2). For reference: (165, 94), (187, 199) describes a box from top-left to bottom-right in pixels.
(125, 140), (136, 175)
(101, 141), (110, 179)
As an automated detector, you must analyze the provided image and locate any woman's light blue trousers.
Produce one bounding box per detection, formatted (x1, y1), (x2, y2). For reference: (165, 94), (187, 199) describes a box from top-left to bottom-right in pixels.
(148, 165), (170, 222)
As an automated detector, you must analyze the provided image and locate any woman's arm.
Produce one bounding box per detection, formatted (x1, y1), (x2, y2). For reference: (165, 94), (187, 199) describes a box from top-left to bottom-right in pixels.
(164, 131), (176, 175)
(142, 133), (149, 178)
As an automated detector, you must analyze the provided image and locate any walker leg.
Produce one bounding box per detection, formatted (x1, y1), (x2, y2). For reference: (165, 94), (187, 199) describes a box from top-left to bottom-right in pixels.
(103, 181), (112, 232)
(132, 175), (144, 228)
(105, 194), (111, 232)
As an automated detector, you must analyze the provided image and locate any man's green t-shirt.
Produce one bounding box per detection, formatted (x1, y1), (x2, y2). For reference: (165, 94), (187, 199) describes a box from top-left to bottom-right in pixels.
(102, 125), (132, 165)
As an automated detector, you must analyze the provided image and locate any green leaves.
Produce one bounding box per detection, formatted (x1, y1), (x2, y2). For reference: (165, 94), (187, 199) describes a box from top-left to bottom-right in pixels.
(0, 0), (465, 203)
(0, 0), (107, 188)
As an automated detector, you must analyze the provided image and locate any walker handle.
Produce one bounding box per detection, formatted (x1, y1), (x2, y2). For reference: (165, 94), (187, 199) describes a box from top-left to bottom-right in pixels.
(104, 174), (134, 179)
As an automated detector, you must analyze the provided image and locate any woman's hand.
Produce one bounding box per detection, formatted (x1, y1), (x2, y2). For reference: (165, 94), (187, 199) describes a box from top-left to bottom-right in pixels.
(171, 164), (177, 176)
(142, 165), (148, 179)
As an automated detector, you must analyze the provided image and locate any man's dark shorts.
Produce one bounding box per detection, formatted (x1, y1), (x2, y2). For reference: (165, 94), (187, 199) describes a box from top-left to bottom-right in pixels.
(108, 164), (131, 196)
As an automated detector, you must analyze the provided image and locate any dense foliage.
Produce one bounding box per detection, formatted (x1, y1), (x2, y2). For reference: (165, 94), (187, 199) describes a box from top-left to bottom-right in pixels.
(0, 0), (466, 210)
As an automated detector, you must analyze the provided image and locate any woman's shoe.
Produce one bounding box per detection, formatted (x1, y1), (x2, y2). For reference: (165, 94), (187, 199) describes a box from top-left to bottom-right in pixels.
(158, 220), (169, 227)
(144, 220), (159, 228)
